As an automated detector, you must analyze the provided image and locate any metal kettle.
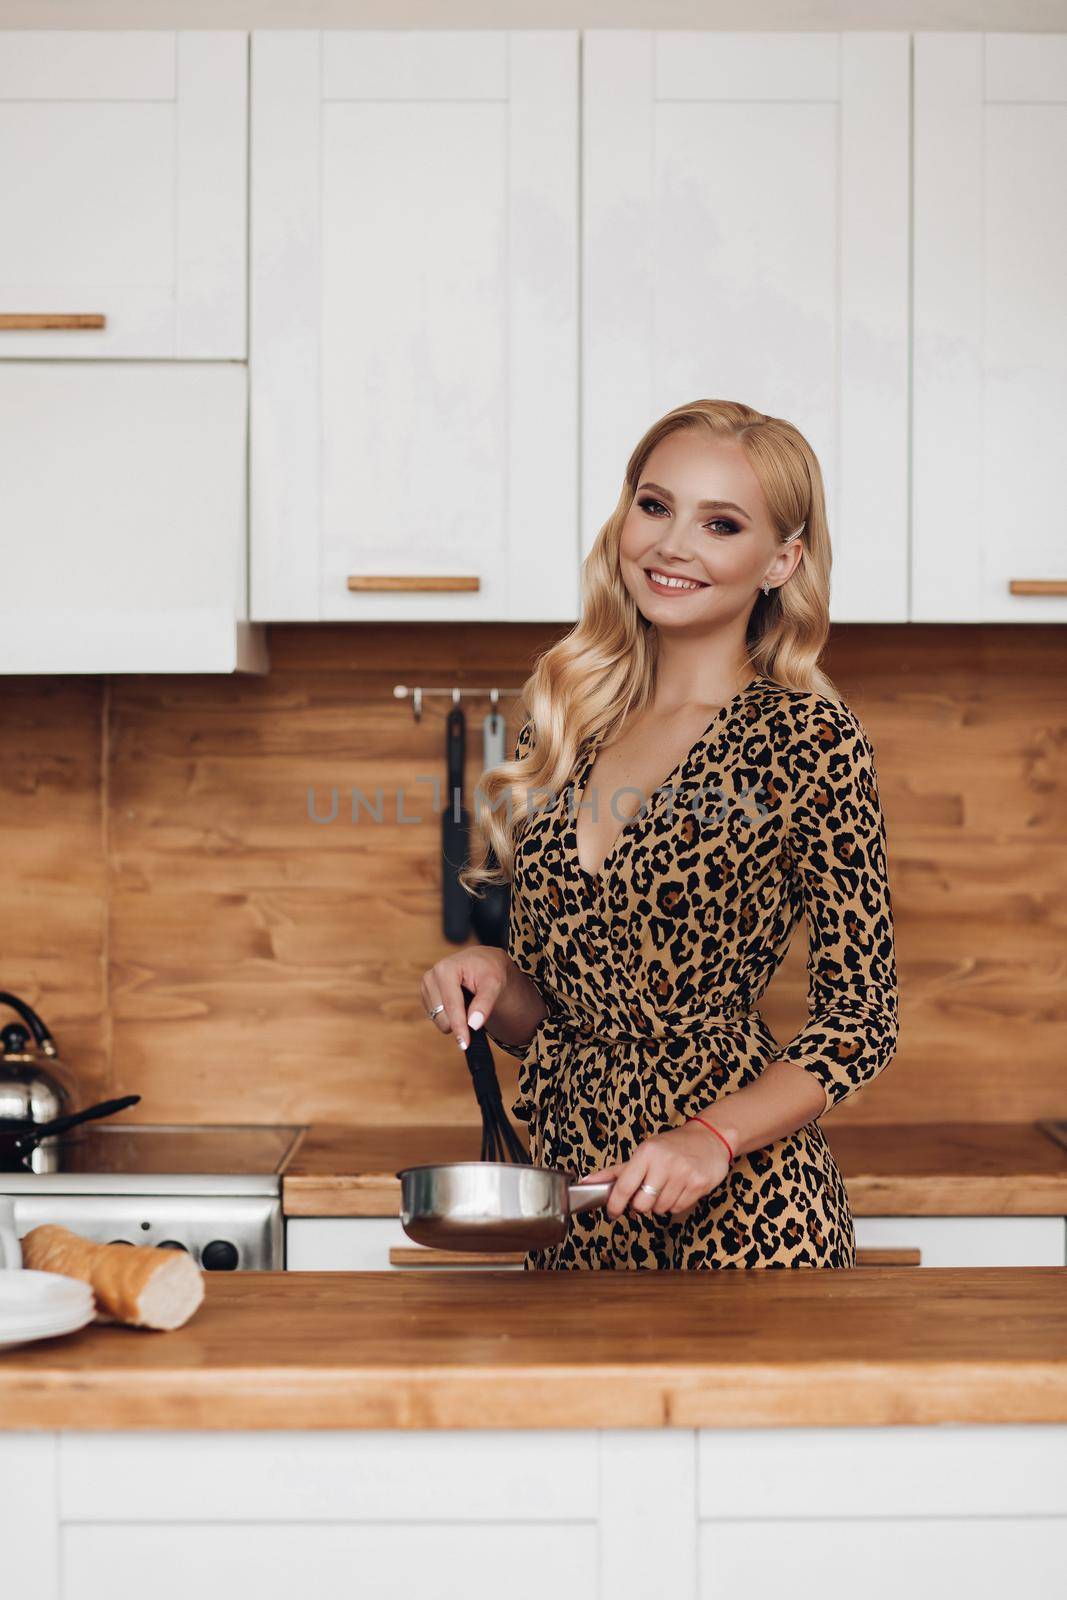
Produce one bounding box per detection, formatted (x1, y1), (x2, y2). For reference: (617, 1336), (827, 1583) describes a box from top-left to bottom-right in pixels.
(0, 991), (75, 1129)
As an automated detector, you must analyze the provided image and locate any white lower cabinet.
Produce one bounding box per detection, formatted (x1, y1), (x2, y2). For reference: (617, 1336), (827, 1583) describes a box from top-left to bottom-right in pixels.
(287, 1215), (1067, 1271)
(4, 1427), (1065, 1600)
(696, 1427), (1067, 1600)
(8, 1431), (601, 1600)
(854, 1214), (1066, 1267)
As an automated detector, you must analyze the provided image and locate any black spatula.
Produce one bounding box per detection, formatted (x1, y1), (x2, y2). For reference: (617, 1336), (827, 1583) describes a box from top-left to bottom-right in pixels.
(470, 707), (511, 948)
(441, 704), (472, 943)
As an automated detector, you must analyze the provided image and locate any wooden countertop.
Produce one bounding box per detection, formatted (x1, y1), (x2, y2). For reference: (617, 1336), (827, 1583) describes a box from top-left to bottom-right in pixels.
(3, 1268), (1066, 1432)
(282, 1121), (1067, 1217)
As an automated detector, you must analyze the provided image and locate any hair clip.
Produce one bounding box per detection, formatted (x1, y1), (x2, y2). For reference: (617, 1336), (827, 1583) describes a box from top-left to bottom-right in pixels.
(786, 521), (806, 541)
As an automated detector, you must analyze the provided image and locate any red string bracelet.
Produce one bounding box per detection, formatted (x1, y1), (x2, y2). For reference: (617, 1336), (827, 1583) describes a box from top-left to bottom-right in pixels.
(687, 1116), (735, 1164)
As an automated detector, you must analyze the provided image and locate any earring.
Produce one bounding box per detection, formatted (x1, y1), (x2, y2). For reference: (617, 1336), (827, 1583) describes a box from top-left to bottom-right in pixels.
(761, 580), (771, 596)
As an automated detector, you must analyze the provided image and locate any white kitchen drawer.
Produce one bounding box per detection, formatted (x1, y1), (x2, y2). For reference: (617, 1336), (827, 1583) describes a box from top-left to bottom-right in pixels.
(697, 1425), (1067, 1520)
(854, 1215), (1066, 1267)
(286, 1216), (411, 1271)
(697, 1518), (1065, 1600)
(63, 1524), (597, 1600)
(59, 1431), (599, 1522)
(285, 1218), (526, 1272)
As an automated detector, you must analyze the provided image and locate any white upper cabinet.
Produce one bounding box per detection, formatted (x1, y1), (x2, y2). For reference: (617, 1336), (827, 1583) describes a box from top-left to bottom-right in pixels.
(250, 30), (579, 623)
(582, 32), (911, 623)
(0, 31), (247, 360)
(0, 30), (258, 675)
(0, 363), (265, 675)
(913, 34), (1067, 622)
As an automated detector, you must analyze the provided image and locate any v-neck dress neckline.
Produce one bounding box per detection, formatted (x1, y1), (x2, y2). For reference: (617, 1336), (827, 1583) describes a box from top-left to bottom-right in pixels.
(565, 672), (769, 888)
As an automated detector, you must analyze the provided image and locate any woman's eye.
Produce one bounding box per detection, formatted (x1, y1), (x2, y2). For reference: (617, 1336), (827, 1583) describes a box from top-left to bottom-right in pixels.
(637, 495), (740, 535)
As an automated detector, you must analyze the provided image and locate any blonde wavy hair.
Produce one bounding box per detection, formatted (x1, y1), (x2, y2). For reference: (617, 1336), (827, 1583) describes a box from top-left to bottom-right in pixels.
(461, 397), (839, 897)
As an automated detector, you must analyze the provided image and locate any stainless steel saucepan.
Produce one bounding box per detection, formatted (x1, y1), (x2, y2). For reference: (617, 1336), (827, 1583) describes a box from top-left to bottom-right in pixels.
(396, 1160), (615, 1253)
(401, 984), (616, 1251)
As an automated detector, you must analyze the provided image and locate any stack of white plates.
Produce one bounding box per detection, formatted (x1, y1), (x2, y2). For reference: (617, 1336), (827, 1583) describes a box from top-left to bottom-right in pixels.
(0, 1269), (97, 1349)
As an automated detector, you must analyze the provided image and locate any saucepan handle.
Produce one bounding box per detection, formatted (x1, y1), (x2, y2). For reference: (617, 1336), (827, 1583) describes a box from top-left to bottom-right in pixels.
(567, 1180), (615, 1216)
(12, 1093), (141, 1154)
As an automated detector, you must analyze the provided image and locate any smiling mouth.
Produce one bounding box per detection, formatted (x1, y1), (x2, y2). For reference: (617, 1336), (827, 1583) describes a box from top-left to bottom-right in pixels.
(644, 566), (710, 593)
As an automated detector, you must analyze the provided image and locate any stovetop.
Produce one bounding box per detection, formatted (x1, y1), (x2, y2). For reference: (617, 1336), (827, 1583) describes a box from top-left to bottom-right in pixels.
(0, 1123), (305, 1195)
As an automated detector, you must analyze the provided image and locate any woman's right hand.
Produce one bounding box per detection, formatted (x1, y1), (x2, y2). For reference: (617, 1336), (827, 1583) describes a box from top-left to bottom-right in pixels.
(420, 946), (513, 1052)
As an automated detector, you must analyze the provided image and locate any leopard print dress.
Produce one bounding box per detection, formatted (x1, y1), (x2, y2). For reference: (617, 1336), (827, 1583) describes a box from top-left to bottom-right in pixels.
(484, 672), (899, 1271)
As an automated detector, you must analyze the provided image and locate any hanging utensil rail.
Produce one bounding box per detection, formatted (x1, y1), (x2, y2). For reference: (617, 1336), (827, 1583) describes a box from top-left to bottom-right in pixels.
(393, 685), (524, 724)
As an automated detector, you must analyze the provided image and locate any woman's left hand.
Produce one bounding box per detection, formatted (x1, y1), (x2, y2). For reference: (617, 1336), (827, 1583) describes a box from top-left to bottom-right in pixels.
(576, 1123), (731, 1221)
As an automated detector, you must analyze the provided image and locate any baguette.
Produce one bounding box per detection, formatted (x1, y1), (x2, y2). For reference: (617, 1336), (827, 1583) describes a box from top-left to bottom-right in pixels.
(20, 1224), (205, 1330)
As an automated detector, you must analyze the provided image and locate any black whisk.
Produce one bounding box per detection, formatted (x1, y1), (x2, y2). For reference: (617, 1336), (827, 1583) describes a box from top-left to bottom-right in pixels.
(459, 984), (533, 1165)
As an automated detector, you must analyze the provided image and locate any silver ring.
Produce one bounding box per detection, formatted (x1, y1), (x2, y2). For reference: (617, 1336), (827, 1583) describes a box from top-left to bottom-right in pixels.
(638, 1182), (660, 1197)
(427, 1003), (446, 1021)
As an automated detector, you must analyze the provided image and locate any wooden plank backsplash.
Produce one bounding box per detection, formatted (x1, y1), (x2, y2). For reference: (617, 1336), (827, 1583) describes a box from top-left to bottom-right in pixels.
(2, 623), (1065, 1126)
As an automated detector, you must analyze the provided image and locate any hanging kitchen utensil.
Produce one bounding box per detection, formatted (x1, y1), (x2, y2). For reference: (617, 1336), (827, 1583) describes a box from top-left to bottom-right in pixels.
(0, 990), (75, 1128)
(396, 985), (615, 1252)
(0, 1094), (141, 1172)
(469, 707), (511, 949)
(441, 703), (473, 943)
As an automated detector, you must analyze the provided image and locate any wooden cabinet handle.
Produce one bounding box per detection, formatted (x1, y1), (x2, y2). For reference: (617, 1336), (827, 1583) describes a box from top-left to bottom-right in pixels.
(855, 1246), (922, 1267)
(389, 1246), (523, 1268)
(0, 313), (106, 329)
(347, 575), (481, 592)
(1008, 580), (1067, 596)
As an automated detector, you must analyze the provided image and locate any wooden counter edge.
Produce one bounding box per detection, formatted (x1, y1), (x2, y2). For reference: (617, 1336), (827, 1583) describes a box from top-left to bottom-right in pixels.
(846, 1175), (1067, 1216)
(283, 1174), (402, 1216)
(282, 1171), (1067, 1219)
(3, 1360), (1066, 1432)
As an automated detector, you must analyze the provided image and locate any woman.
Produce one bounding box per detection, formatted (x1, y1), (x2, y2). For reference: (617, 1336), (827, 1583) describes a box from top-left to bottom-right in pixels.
(421, 398), (899, 1269)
